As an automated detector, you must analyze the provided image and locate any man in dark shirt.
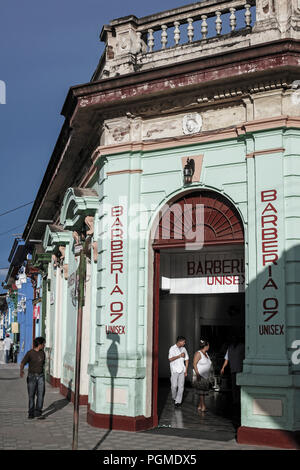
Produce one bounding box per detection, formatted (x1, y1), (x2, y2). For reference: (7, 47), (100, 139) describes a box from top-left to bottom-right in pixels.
(220, 335), (245, 407)
(20, 337), (46, 419)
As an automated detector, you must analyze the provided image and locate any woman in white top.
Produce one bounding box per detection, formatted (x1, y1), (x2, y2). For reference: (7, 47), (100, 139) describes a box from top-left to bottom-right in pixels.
(193, 339), (212, 412)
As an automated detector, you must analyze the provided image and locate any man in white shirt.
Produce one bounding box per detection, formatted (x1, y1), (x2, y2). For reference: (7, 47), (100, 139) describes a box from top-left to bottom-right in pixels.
(4, 334), (13, 364)
(168, 336), (189, 408)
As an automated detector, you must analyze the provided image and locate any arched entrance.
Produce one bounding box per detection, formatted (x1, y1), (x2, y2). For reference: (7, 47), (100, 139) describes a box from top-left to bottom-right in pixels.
(152, 190), (245, 433)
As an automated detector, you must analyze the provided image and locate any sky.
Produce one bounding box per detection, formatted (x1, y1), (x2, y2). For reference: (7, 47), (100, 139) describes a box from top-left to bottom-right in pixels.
(0, 0), (200, 291)
(0, 1), (255, 292)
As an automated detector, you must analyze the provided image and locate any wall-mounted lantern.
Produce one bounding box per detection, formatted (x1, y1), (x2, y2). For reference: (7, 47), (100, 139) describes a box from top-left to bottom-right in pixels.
(183, 158), (195, 185)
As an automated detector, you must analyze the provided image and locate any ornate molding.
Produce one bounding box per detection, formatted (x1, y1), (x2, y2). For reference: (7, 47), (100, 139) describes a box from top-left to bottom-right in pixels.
(92, 241), (98, 263)
(153, 190), (244, 248)
(60, 187), (99, 230)
(52, 254), (58, 269)
(246, 148), (285, 158)
(72, 231), (80, 244)
(85, 216), (95, 236)
(58, 246), (66, 260)
(106, 169), (143, 176)
(63, 264), (69, 280)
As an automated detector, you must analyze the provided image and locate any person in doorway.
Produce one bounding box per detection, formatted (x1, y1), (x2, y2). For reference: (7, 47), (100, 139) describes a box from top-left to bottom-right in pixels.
(193, 339), (212, 412)
(168, 336), (189, 408)
(20, 337), (46, 419)
(220, 335), (245, 406)
(4, 333), (13, 363)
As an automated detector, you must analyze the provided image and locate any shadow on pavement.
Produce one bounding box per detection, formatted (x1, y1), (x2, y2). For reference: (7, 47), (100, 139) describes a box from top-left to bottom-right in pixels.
(38, 398), (70, 419)
(0, 377), (20, 380)
(92, 333), (119, 450)
(38, 380), (72, 419)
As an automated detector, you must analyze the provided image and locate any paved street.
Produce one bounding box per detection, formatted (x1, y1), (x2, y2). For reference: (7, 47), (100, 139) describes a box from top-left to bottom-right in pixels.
(0, 364), (280, 451)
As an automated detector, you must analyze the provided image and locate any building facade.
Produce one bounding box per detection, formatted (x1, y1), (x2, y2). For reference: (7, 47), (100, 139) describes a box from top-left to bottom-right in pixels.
(0, 294), (8, 342)
(3, 240), (42, 363)
(22, 0), (300, 448)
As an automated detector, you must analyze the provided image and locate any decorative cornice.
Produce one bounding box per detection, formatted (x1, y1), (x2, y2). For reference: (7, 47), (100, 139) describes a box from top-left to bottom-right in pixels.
(246, 148), (285, 158)
(92, 241), (98, 263)
(60, 187), (99, 230)
(63, 39), (300, 116)
(90, 116), (300, 160)
(71, 115), (299, 188)
(106, 169), (143, 176)
(93, 128), (238, 161)
(236, 115), (300, 134)
(43, 224), (73, 253)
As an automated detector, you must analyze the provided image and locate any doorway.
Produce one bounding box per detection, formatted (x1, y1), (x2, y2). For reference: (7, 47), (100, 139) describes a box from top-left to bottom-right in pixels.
(151, 190), (245, 438)
(156, 252), (245, 436)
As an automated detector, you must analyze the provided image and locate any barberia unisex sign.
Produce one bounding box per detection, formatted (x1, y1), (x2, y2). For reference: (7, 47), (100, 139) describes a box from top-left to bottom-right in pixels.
(105, 205), (126, 335)
(161, 250), (245, 294)
(258, 189), (284, 336)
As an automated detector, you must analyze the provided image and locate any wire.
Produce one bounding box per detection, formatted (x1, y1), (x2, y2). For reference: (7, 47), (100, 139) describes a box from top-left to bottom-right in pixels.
(0, 201), (33, 218)
(0, 224), (25, 237)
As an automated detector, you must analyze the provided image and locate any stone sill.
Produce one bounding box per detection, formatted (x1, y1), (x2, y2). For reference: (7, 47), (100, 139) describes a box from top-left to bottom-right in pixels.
(237, 373), (300, 388)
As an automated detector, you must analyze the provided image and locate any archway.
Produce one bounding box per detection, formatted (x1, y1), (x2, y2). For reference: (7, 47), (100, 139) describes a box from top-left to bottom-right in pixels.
(152, 189), (245, 435)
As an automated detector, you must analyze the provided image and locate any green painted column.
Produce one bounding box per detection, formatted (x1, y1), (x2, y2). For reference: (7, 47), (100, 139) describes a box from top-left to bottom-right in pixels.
(32, 252), (52, 340)
(238, 129), (297, 432)
(89, 152), (147, 422)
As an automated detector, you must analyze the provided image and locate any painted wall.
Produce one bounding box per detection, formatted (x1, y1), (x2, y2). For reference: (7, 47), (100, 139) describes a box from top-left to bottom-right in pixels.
(88, 126), (300, 432)
(61, 239), (77, 393)
(47, 259), (57, 380)
(44, 187), (99, 401)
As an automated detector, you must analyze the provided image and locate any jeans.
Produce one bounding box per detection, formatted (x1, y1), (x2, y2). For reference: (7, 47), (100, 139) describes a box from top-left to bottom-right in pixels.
(170, 372), (185, 404)
(27, 374), (45, 417)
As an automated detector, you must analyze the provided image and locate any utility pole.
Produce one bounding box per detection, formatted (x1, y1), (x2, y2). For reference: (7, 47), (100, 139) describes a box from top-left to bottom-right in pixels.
(72, 241), (86, 450)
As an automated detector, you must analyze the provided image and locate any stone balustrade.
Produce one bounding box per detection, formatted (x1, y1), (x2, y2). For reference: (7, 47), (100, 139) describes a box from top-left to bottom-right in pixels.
(136, 0), (255, 54)
(93, 0), (300, 80)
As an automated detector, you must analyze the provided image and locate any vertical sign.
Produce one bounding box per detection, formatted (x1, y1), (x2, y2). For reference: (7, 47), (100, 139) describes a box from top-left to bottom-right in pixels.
(259, 189), (284, 336)
(106, 205), (126, 335)
(33, 305), (40, 320)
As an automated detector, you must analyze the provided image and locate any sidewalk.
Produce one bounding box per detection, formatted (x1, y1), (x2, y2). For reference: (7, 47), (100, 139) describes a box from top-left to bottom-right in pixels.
(0, 364), (278, 451)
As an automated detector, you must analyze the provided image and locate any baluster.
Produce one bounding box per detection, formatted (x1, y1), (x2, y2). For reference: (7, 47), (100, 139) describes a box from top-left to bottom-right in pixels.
(148, 29), (154, 52)
(245, 4), (252, 28)
(161, 25), (168, 49)
(174, 21), (180, 46)
(215, 10), (222, 36)
(137, 32), (142, 53)
(229, 8), (236, 32)
(187, 18), (194, 43)
(201, 15), (208, 40)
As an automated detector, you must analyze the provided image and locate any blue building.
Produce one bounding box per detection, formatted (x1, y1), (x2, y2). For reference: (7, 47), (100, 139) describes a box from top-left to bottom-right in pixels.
(0, 293), (8, 341)
(4, 239), (35, 363)
(16, 271), (34, 363)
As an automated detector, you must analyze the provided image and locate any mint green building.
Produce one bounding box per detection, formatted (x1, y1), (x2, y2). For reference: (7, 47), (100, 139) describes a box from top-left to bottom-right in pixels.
(23, 1), (300, 448)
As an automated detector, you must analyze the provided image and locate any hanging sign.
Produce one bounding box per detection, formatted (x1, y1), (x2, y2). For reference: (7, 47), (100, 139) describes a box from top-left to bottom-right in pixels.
(258, 189), (283, 336)
(161, 250), (245, 294)
(33, 305), (40, 320)
(11, 322), (19, 333)
(105, 205), (126, 335)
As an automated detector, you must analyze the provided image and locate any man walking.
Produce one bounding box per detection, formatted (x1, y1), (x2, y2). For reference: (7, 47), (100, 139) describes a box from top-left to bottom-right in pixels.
(20, 337), (46, 419)
(4, 333), (13, 363)
(168, 336), (189, 408)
